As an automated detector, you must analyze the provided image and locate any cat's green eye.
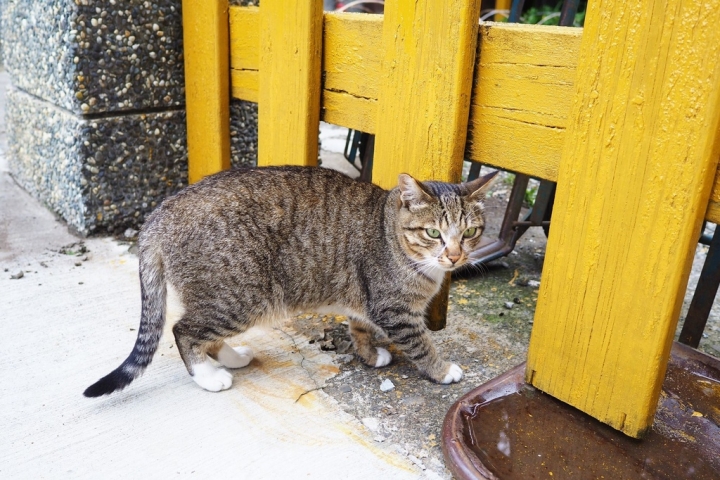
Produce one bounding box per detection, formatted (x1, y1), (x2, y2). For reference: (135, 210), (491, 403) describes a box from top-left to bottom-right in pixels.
(463, 227), (478, 238)
(426, 228), (441, 239)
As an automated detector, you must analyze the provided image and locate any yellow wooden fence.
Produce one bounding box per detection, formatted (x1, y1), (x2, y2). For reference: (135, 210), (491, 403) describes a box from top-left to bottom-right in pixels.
(182, 0), (720, 438)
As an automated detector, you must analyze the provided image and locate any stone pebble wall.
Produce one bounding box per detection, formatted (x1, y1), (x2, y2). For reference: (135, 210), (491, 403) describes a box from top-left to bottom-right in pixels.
(3, 0), (184, 115)
(3, 0), (258, 235)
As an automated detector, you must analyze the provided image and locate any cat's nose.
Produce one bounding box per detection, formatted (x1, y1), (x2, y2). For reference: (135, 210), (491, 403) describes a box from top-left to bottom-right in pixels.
(447, 253), (461, 264)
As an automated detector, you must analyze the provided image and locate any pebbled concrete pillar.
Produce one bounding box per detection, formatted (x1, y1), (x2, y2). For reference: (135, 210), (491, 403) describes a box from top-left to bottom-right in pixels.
(2, 0), (258, 235)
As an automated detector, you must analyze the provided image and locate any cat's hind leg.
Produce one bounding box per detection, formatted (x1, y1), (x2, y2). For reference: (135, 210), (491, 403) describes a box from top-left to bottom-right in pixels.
(348, 319), (392, 368)
(173, 314), (241, 392)
(188, 360), (233, 392)
(209, 342), (254, 369)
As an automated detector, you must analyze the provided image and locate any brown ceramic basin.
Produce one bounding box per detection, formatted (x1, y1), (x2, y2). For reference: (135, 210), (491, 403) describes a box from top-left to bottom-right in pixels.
(442, 342), (720, 479)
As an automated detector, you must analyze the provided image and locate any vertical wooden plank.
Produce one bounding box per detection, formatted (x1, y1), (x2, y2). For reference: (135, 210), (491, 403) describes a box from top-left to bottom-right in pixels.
(372, 0), (482, 329)
(372, 0), (482, 189)
(182, 0), (230, 183)
(494, 0), (511, 21)
(526, 0), (720, 438)
(258, 0), (323, 167)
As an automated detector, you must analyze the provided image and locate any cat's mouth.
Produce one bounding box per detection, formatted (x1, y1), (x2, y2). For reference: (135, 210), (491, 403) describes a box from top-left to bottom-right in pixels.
(438, 258), (466, 271)
(414, 253), (467, 275)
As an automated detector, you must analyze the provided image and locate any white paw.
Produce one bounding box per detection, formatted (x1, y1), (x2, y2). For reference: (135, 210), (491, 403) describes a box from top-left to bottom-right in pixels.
(374, 347), (392, 368)
(191, 360), (233, 392)
(441, 363), (464, 384)
(217, 343), (253, 369)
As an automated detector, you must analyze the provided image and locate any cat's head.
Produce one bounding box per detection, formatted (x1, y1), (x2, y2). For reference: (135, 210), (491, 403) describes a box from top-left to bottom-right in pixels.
(394, 171), (498, 273)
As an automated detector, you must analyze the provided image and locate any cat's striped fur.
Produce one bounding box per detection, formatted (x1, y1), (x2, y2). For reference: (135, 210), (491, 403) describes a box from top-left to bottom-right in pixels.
(84, 166), (496, 397)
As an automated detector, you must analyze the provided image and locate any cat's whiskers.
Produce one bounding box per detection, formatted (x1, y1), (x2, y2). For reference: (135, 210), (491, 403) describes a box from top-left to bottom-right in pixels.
(463, 256), (490, 279)
(416, 254), (450, 283)
(405, 258), (434, 279)
(403, 256), (442, 283)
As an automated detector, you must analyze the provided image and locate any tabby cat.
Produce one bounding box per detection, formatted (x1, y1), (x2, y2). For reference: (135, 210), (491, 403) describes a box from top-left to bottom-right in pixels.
(84, 166), (497, 397)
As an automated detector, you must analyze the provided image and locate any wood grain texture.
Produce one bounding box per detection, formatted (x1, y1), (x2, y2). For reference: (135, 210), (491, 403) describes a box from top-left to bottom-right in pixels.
(321, 12), (382, 132)
(182, 0), (230, 183)
(465, 23), (581, 182)
(372, 0), (482, 189)
(707, 170), (720, 223)
(706, 201), (720, 225)
(258, 1), (322, 167)
(229, 6), (259, 71)
(525, 0), (720, 438)
(229, 7), (260, 102)
(230, 70), (259, 103)
(323, 12), (382, 103)
(322, 90), (376, 133)
(229, 6), (260, 103)
(227, 8), (720, 222)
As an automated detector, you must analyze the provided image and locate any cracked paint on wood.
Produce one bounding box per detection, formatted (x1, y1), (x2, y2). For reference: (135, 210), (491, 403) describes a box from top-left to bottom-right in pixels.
(258, 1), (322, 167)
(465, 23), (581, 183)
(183, 0), (230, 183)
(372, 0), (482, 188)
(525, 0), (720, 438)
(227, 8), (720, 224)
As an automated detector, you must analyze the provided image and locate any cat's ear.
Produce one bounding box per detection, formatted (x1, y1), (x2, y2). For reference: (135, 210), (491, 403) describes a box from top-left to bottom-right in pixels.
(398, 174), (432, 211)
(465, 170), (499, 202)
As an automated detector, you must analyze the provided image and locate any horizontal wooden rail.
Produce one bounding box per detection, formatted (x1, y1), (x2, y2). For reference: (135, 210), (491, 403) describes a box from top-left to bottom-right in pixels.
(229, 7), (720, 223)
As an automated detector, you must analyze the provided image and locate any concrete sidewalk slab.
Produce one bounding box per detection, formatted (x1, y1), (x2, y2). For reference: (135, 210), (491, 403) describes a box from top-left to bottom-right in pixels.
(0, 223), (425, 480)
(6, 65), (719, 479)
(0, 74), (427, 478)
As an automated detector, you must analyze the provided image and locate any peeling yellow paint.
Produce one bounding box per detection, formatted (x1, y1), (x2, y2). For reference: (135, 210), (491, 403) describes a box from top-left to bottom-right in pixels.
(258, 1), (322, 167)
(371, 0), (480, 187)
(526, 0), (720, 438)
(183, 0), (230, 183)
(226, 7), (720, 222)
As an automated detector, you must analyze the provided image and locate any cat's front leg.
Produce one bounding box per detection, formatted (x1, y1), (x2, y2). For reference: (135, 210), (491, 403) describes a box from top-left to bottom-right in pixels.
(375, 308), (463, 384)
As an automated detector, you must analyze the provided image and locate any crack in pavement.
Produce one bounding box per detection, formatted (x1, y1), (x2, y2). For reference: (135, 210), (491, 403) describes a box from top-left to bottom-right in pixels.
(274, 327), (326, 403)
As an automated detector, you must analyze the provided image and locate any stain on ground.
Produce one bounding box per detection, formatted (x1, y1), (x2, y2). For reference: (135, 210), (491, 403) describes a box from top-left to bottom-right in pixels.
(292, 180), (720, 478)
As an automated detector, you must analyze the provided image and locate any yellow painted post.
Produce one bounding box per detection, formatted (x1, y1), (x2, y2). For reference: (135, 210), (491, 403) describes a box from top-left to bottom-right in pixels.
(182, 0), (231, 183)
(494, 0), (511, 21)
(526, 0), (720, 438)
(372, 0), (482, 329)
(373, 0), (481, 188)
(258, 0), (323, 167)
(228, 7), (720, 226)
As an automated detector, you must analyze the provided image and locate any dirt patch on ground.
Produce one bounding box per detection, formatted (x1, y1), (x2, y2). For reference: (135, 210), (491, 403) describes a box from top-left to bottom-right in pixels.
(293, 171), (720, 478)
(290, 179), (548, 478)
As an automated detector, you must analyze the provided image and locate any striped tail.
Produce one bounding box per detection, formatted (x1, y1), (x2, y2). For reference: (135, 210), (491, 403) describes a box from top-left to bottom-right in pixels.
(84, 247), (167, 397)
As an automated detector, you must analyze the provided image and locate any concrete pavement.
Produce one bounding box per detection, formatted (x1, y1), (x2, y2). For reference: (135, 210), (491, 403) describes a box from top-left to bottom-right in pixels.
(5, 65), (720, 479)
(0, 71), (429, 479)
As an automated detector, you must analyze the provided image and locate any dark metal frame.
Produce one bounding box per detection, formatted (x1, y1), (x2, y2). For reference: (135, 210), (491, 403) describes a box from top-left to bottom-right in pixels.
(462, 0), (580, 264)
(679, 225), (720, 348)
(343, 130), (374, 182)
